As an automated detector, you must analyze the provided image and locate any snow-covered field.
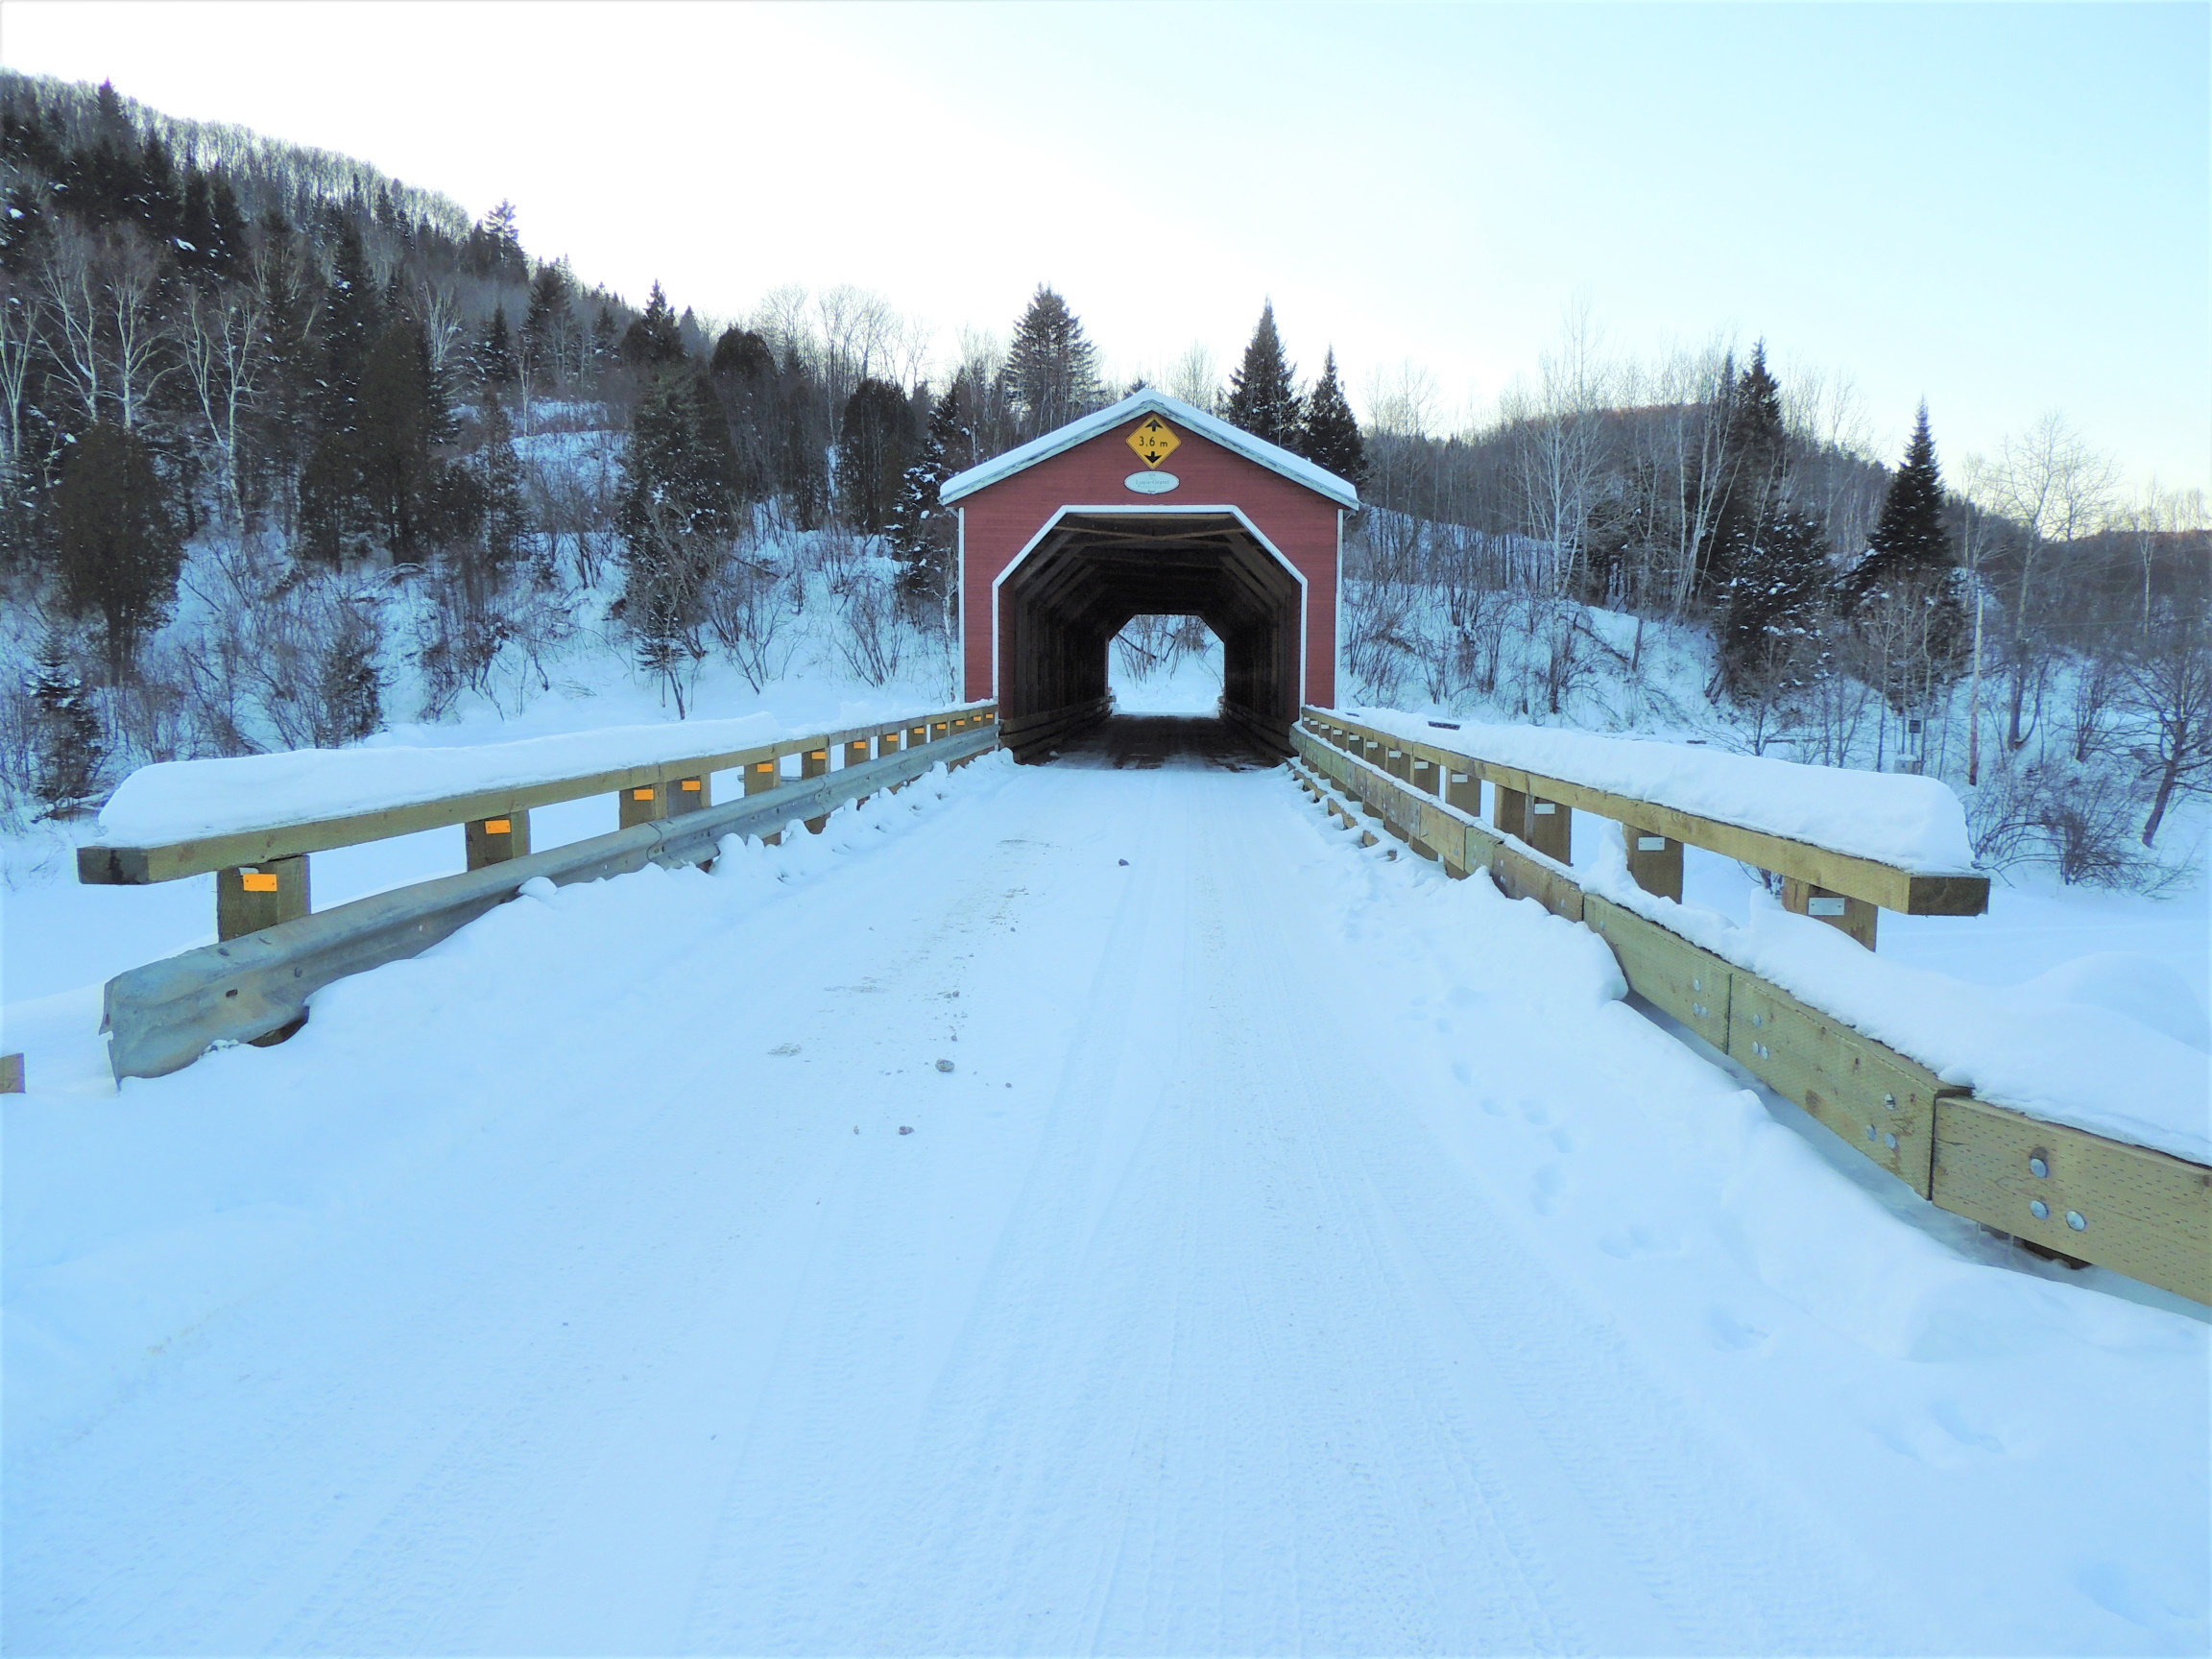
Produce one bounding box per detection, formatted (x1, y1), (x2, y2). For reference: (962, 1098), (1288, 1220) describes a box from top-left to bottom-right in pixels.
(3, 733), (2205, 1652)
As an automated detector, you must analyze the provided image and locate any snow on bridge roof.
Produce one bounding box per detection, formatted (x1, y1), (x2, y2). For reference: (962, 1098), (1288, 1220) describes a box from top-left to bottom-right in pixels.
(938, 389), (1361, 510)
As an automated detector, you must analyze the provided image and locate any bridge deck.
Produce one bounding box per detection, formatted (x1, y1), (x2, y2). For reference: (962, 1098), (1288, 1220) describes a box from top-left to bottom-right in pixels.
(6, 748), (2201, 1650)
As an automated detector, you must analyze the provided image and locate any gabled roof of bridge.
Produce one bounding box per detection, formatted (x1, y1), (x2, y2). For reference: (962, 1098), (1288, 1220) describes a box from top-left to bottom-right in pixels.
(938, 389), (1360, 510)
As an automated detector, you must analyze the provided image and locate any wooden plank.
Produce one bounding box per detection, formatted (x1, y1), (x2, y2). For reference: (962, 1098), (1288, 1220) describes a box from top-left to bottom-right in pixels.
(1490, 843), (1585, 923)
(1725, 972), (1948, 1197)
(82, 703), (999, 885)
(1583, 896), (1733, 1054)
(1307, 708), (1985, 917)
(1932, 1098), (2212, 1303)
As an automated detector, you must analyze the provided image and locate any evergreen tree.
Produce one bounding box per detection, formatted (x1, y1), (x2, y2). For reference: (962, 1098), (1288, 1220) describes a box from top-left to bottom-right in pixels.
(476, 394), (528, 572)
(176, 168), (217, 276)
(709, 325), (780, 503)
(837, 376), (914, 534)
(1297, 347), (1364, 487)
(55, 421), (181, 681)
(1698, 342), (1786, 604)
(621, 281), (686, 371)
(522, 264), (571, 380)
(888, 373), (973, 605)
(776, 356), (829, 529)
(202, 176), (247, 280)
(1715, 501), (1831, 702)
(618, 373), (737, 710)
(1225, 301), (1302, 447)
(1838, 403), (1967, 715)
(313, 607), (384, 747)
(353, 319), (444, 552)
(477, 302), (517, 392)
(995, 285), (1100, 441)
(319, 223), (383, 436)
(29, 632), (104, 815)
(1840, 402), (1951, 606)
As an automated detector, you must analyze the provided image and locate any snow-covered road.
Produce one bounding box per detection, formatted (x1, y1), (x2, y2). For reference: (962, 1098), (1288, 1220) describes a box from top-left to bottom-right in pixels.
(5, 725), (2204, 1653)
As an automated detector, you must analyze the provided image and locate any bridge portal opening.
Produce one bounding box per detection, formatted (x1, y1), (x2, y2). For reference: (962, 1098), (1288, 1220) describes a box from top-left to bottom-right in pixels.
(997, 511), (1304, 751)
(1110, 614), (1221, 714)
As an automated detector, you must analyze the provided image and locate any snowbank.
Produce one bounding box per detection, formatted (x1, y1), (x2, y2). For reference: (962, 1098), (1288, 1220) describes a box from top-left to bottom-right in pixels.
(1346, 707), (1978, 873)
(93, 703), (988, 845)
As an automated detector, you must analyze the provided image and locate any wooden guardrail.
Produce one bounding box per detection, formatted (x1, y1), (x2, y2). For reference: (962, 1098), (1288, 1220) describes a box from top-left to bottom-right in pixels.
(1288, 718), (2210, 1305)
(103, 717), (1003, 1080)
(1304, 707), (1986, 950)
(77, 703), (997, 944)
(998, 695), (1113, 757)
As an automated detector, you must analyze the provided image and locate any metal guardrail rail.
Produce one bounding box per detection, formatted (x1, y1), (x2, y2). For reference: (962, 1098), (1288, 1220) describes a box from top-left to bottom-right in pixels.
(1289, 718), (2209, 1306)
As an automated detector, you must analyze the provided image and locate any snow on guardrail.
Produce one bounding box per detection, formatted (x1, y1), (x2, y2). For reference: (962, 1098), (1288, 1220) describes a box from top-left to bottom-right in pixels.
(90, 703), (995, 845)
(1574, 846), (2212, 1166)
(1345, 707), (1978, 874)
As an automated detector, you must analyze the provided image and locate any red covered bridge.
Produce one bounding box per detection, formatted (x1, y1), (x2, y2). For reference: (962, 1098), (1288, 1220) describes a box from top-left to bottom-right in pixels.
(939, 391), (1358, 755)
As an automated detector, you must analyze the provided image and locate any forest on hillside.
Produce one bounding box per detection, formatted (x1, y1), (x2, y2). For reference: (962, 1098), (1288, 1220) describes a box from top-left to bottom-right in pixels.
(1, 72), (2205, 890)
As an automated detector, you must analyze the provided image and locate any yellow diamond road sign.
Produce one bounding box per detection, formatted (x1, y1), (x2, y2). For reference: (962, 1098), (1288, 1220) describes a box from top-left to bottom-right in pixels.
(1127, 415), (1180, 469)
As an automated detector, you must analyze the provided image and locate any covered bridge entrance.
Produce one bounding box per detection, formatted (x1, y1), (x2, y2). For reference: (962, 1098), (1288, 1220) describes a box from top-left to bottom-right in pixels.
(940, 391), (1357, 755)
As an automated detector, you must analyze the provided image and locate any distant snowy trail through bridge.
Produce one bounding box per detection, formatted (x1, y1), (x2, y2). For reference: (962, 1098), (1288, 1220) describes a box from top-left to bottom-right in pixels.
(6, 719), (2200, 1654)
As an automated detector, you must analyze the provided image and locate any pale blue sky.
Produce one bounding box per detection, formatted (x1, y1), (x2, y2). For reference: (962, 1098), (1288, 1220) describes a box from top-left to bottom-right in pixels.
(3, 2), (2204, 489)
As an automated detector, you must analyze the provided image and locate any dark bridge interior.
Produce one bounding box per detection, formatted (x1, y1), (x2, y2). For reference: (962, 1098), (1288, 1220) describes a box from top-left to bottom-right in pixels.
(998, 512), (1302, 756)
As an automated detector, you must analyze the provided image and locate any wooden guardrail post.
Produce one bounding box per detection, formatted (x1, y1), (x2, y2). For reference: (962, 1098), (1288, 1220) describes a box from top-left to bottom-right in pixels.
(1494, 783), (1528, 840)
(669, 777), (709, 817)
(1526, 795), (1572, 863)
(1410, 755), (1437, 795)
(466, 812), (531, 870)
(1445, 768), (1481, 816)
(745, 757), (783, 843)
(1384, 746), (1410, 781)
(619, 782), (666, 830)
(1622, 824), (1683, 902)
(1783, 877), (1878, 950)
(801, 746), (832, 832)
(844, 736), (873, 769)
(217, 854), (309, 940)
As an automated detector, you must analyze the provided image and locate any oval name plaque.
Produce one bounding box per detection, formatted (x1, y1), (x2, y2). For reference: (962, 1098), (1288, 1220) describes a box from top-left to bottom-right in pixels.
(1124, 470), (1180, 495)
